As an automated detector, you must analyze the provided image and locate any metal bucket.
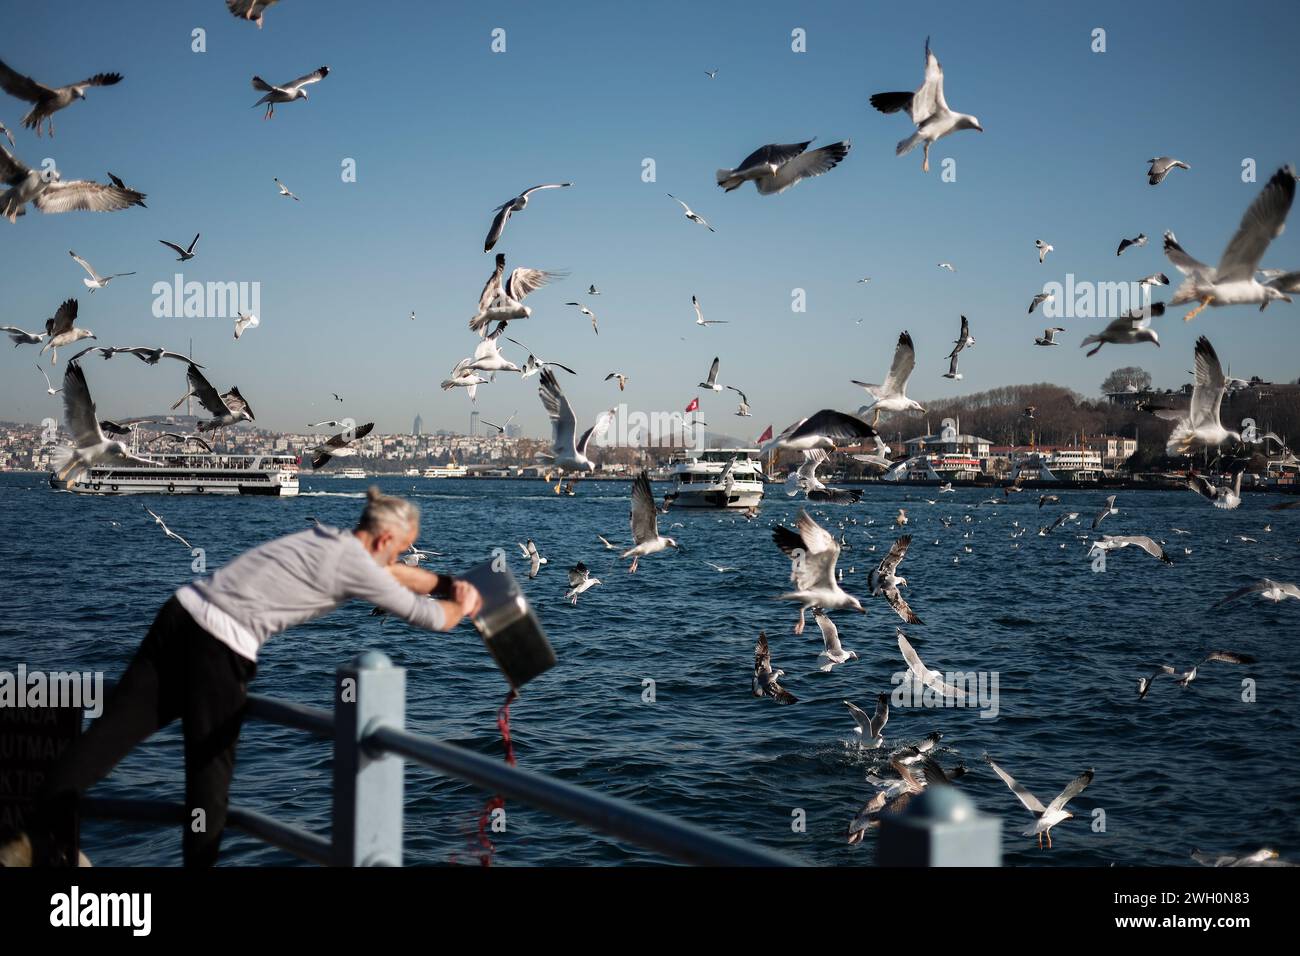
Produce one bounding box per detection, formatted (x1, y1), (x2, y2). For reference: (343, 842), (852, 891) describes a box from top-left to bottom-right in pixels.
(459, 559), (557, 690)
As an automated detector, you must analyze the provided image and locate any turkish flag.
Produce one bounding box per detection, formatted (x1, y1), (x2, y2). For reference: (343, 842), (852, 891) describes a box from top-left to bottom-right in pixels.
(756, 424), (773, 443)
(684, 397), (700, 413)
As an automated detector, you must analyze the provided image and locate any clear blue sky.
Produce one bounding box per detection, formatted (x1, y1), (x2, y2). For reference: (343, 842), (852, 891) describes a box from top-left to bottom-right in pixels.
(3, 0), (1298, 439)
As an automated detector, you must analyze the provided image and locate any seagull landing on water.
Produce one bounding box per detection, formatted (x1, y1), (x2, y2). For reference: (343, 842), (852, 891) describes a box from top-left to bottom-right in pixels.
(716, 139), (850, 194)
(1117, 233), (1147, 256)
(983, 754), (1094, 849)
(537, 367), (615, 493)
(0, 58), (123, 137)
(251, 66), (329, 119)
(1035, 327), (1065, 346)
(69, 251), (133, 292)
(1163, 166), (1297, 321)
(1166, 336), (1238, 455)
(869, 37), (982, 173)
(668, 194), (715, 231)
(852, 330), (924, 427)
(622, 470), (679, 572)
(773, 510), (864, 635)
(1035, 239), (1053, 263)
(484, 183), (573, 252)
(752, 632), (797, 704)
(1147, 157), (1189, 186)
(159, 233), (200, 261)
(844, 694), (887, 747)
(273, 177), (300, 200)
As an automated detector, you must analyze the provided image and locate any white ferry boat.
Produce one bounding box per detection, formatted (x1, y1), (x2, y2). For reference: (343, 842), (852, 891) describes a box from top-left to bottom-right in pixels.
(52, 453), (300, 496)
(664, 448), (765, 509)
(423, 464), (468, 478)
(333, 467), (367, 479)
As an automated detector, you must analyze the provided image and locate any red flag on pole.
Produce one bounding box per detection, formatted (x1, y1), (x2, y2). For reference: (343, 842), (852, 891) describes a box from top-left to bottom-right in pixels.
(684, 397), (700, 413)
(756, 424), (773, 444)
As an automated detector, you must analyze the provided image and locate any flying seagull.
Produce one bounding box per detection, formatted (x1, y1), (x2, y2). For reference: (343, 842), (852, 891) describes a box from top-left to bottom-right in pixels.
(1080, 302), (1163, 356)
(1147, 157), (1189, 186)
(472, 254), (564, 333)
(439, 358), (488, 401)
(504, 338), (575, 380)
(786, 449), (860, 504)
(227, 0), (280, 28)
(772, 510), (864, 635)
(813, 609), (858, 671)
(844, 694), (887, 747)
(2, 141), (145, 222)
(698, 356), (723, 391)
(38, 299), (93, 364)
(1187, 469), (1242, 510)
(1089, 534), (1172, 564)
(159, 233), (200, 261)
(1, 325), (44, 347)
(762, 409), (877, 454)
(726, 385), (750, 417)
(68, 250), (133, 293)
(716, 139), (850, 194)
(273, 177), (300, 200)
(1192, 849), (1294, 868)
(309, 422), (374, 470)
(1137, 666), (1176, 701)
(852, 330), (924, 426)
(80, 345), (194, 366)
(467, 326), (521, 374)
(1213, 579), (1300, 608)
(1035, 239), (1053, 263)
(143, 505), (192, 549)
(604, 372), (628, 391)
(868, 37), (982, 173)
(752, 632), (797, 704)
(1168, 650), (1257, 688)
(948, 314), (974, 357)
(234, 312), (260, 340)
(1092, 495), (1118, 530)
(181, 363), (255, 432)
(622, 470), (679, 572)
(693, 295), (727, 326)
(983, 754), (1094, 849)
(564, 302), (599, 335)
(1028, 292), (1054, 314)
(537, 367), (615, 493)
(484, 183), (573, 252)
(898, 630), (965, 700)
(1166, 336), (1237, 455)
(668, 194), (715, 231)
(705, 69), (718, 79)
(1117, 233), (1147, 257)
(251, 66), (329, 119)
(479, 411), (517, 434)
(0, 58), (122, 137)
(937, 262), (956, 272)
(1163, 165), (1297, 320)
(48, 362), (155, 482)
(1137, 272), (1170, 288)
(35, 364), (61, 395)
(518, 539), (548, 579)
(869, 536), (923, 624)
(565, 562), (600, 604)
(1035, 327), (1065, 346)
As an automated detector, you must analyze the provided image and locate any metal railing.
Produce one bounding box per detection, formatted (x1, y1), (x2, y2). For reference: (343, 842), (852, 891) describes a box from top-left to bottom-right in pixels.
(82, 652), (800, 867)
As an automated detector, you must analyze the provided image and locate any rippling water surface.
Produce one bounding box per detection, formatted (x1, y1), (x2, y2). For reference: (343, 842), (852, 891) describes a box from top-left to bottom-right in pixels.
(2, 472), (1297, 866)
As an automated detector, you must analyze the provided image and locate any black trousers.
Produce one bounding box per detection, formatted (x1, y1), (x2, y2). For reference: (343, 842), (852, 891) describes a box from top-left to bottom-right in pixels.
(38, 595), (257, 866)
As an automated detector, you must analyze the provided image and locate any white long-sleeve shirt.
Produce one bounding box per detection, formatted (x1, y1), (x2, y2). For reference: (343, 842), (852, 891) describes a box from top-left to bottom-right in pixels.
(176, 524), (446, 661)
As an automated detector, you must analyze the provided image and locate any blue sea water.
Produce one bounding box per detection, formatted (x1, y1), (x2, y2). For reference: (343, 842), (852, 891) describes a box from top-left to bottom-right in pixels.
(1, 471), (1297, 867)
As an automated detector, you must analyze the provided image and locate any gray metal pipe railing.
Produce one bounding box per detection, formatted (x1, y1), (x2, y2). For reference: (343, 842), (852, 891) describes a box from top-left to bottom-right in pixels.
(368, 723), (798, 867)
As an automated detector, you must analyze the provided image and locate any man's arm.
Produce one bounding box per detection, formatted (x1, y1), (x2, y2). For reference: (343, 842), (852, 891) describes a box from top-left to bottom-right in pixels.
(388, 564), (483, 627)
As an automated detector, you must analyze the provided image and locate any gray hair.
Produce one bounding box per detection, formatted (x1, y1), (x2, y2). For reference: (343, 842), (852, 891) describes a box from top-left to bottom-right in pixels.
(356, 486), (420, 535)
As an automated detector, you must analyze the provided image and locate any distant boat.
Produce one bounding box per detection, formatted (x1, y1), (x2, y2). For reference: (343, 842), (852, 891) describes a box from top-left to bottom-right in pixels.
(334, 467), (366, 479)
(51, 452), (299, 496)
(664, 448), (764, 509)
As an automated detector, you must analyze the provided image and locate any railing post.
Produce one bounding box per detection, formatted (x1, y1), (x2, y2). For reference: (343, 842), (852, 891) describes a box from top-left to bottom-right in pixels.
(332, 651), (405, 866)
(877, 787), (1001, 867)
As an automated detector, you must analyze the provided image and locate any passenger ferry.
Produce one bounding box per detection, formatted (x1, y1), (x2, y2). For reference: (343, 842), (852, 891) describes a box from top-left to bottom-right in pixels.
(333, 467), (367, 479)
(664, 448), (765, 509)
(52, 453), (300, 496)
(423, 463), (469, 478)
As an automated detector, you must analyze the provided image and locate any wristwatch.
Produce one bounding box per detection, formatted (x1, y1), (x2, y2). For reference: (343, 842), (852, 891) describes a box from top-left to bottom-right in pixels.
(429, 574), (458, 599)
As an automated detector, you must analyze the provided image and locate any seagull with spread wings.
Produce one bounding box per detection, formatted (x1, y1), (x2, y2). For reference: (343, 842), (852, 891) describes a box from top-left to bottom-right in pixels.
(181, 363), (255, 432)
(844, 694), (887, 747)
(983, 754), (1094, 849)
(536, 368), (615, 494)
(869, 535), (923, 624)
(0, 58), (122, 137)
(868, 37), (982, 173)
(668, 193), (715, 231)
(565, 562), (600, 605)
(752, 632), (797, 704)
(1035, 327), (1065, 346)
(772, 510), (864, 635)
(564, 301), (599, 335)
(507, 337), (575, 380)
(897, 629), (966, 702)
(692, 295), (727, 326)
(470, 254), (564, 333)
(762, 409), (877, 454)
(1164, 165), (1297, 320)
(1147, 156), (1189, 186)
(159, 233), (200, 261)
(2, 324), (45, 346)
(518, 539), (548, 579)
(1168, 650), (1257, 688)
(1089, 534), (1172, 565)
(227, 0), (280, 28)
(251, 65), (329, 119)
(309, 422), (374, 470)
(48, 362), (155, 482)
(812, 609), (858, 671)
(1081, 302), (1163, 357)
(726, 385), (750, 417)
(1166, 336), (1238, 455)
(35, 364), (61, 395)
(698, 356), (724, 391)
(143, 506), (192, 549)
(1187, 468), (1242, 510)
(716, 139), (850, 194)
(1214, 579), (1300, 608)
(484, 182), (572, 252)
(69, 250), (133, 292)
(38, 299), (93, 364)
(622, 470), (680, 572)
(439, 358), (488, 402)
(853, 331), (924, 427)
(2, 141), (146, 222)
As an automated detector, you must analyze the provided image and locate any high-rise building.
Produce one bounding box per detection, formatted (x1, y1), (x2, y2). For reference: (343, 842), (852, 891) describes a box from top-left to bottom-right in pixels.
(412, 413), (423, 436)
(505, 423), (522, 439)
(469, 410), (479, 436)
